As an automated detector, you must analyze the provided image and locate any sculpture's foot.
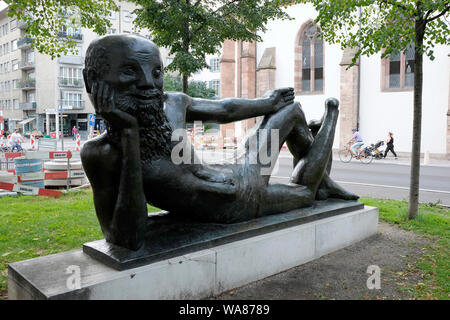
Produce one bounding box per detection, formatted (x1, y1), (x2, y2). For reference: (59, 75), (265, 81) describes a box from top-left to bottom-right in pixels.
(316, 175), (359, 201)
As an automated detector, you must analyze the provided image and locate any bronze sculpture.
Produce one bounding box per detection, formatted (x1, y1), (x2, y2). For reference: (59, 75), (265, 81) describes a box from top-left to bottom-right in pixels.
(81, 34), (358, 252)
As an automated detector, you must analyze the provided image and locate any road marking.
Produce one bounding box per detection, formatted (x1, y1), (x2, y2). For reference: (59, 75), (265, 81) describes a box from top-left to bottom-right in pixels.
(270, 176), (450, 194)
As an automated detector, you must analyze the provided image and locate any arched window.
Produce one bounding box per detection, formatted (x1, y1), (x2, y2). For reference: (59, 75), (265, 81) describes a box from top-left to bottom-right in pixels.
(294, 22), (324, 94)
(381, 44), (415, 90)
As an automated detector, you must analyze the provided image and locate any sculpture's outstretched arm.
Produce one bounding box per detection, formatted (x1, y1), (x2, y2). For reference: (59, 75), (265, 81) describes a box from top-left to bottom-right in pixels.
(185, 87), (295, 123)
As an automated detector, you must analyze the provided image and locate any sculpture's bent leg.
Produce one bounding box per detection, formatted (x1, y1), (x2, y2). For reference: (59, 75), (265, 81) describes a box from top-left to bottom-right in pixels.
(258, 98), (340, 216)
(290, 98), (339, 191)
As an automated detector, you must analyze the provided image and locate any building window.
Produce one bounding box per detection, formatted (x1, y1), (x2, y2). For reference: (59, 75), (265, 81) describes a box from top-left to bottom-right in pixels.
(382, 44), (415, 90)
(12, 79), (19, 89)
(10, 19), (17, 30)
(107, 28), (116, 34)
(13, 99), (19, 110)
(4, 62), (9, 72)
(60, 67), (83, 86)
(11, 39), (17, 51)
(294, 21), (324, 94)
(209, 79), (220, 96)
(62, 92), (83, 108)
(209, 58), (220, 73)
(12, 59), (19, 71)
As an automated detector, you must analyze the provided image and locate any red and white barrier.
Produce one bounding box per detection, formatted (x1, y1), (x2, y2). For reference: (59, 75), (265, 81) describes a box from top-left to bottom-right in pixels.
(0, 170), (85, 183)
(30, 134), (36, 150)
(0, 149), (76, 197)
(76, 134), (81, 151)
(0, 181), (62, 198)
(0, 110), (3, 137)
(0, 150), (72, 160)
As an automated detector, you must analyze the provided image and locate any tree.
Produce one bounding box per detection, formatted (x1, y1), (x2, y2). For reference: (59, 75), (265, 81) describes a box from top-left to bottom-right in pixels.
(297, 0), (449, 219)
(164, 74), (217, 99)
(6, 0), (118, 58)
(131, 0), (289, 93)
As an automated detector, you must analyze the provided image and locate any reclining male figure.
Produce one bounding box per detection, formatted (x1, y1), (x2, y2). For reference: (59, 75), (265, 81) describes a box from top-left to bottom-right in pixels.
(81, 34), (358, 251)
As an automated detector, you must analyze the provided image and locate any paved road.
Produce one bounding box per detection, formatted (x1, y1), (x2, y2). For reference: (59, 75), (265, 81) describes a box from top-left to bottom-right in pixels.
(270, 155), (450, 206)
(5, 141), (450, 205)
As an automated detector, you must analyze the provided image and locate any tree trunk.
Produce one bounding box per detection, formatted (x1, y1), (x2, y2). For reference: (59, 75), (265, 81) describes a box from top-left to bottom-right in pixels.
(182, 74), (188, 94)
(408, 18), (425, 220)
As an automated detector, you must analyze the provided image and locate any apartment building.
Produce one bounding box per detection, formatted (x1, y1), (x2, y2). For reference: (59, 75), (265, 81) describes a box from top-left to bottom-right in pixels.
(0, 2), (159, 139)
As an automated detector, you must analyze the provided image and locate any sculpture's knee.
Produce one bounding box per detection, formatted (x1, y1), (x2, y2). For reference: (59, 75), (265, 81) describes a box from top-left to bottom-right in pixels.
(285, 102), (305, 122)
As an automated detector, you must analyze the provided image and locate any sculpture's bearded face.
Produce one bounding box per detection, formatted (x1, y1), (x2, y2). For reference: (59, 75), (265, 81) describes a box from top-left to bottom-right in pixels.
(99, 39), (165, 127)
(86, 36), (173, 161)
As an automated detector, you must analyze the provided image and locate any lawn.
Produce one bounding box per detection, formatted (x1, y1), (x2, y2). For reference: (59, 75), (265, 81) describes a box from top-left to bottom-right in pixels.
(0, 189), (159, 299)
(361, 198), (449, 299)
(0, 191), (448, 299)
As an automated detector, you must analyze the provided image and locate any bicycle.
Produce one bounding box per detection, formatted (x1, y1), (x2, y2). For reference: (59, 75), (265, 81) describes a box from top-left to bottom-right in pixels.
(359, 145), (374, 164)
(339, 142), (374, 164)
(339, 143), (354, 163)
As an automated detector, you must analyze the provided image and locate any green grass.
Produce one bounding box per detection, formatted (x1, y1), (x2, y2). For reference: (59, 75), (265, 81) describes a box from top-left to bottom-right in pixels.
(0, 192), (448, 299)
(0, 189), (159, 299)
(361, 198), (449, 300)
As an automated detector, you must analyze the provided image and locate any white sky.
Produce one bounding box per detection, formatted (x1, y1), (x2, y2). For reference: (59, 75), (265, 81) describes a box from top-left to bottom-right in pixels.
(0, 2), (6, 11)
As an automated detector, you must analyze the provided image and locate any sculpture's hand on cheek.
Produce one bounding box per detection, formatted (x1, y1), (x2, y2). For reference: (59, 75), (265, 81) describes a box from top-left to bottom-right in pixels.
(92, 81), (139, 130)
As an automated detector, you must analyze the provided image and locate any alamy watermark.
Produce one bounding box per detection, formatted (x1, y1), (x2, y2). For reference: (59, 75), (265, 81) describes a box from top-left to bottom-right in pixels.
(66, 265), (81, 290)
(170, 121), (280, 176)
(366, 265), (381, 290)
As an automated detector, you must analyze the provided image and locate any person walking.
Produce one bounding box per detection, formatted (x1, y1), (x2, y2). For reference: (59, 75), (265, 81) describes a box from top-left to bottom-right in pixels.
(11, 129), (24, 152)
(384, 132), (398, 159)
(349, 128), (364, 158)
(72, 126), (79, 141)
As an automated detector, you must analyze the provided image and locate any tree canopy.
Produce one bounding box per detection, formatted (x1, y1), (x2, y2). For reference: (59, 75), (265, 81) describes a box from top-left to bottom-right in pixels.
(297, 0), (449, 65)
(131, 1), (288, 84)
(297, 0), (449, 219)
(164, 74), (217, 99)
(5, 0), (118, 58)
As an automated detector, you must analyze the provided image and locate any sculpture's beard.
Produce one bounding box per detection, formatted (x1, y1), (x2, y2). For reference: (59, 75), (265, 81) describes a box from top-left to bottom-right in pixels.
(107, 90), (173, 162)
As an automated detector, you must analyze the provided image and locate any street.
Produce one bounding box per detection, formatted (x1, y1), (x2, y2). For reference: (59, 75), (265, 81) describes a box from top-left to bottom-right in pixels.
(270, 153), (450, 206)
(4, 139), (450, 206)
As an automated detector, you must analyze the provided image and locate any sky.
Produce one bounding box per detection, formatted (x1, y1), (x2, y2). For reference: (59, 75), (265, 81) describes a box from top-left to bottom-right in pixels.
(0, 2), (6, 11)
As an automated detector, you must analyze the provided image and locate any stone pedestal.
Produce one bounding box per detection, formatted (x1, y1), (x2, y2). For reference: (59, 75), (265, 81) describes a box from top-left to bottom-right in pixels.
(8, 205), (378, 300)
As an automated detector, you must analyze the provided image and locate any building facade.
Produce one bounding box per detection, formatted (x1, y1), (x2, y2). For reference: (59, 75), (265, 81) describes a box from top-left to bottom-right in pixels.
(220, 4), (450, 159)
(0, 1), (153, 139)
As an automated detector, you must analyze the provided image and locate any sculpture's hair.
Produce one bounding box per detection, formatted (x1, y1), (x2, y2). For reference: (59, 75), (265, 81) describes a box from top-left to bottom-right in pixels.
(85, 43), (110, 79)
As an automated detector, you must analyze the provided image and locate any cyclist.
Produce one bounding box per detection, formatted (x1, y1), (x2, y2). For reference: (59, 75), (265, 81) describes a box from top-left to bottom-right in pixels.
(349, 128), (364, 158)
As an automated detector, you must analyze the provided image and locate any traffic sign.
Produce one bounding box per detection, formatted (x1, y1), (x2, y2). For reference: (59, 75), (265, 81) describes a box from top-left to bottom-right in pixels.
(89, 114), (96, 126)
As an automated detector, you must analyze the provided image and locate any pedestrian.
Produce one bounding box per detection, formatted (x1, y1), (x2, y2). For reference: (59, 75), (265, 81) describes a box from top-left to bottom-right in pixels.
(11, 129), (24, 152)
(349, 128), (364, 158)
(384, 132), (398, 159)
(72, 126), (79, 141)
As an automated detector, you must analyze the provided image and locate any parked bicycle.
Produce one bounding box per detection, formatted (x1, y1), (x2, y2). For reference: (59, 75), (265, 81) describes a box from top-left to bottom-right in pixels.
(339, 142), (374, 164)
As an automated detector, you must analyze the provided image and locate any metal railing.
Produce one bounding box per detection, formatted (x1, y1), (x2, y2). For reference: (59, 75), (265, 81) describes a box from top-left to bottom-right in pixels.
(58, 77), (83, 87)
(58, 100), (85, 110)
(19, 60), (35, 69)
(19, 102), (37, 110)
(57, 32), (83, 41)
(19, 78), (36, 89)
(17, 37), (32, 48)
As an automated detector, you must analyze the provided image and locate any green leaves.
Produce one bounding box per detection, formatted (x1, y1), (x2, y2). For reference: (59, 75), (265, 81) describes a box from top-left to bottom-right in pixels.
(5, 0), (118, 59)
(297, 0), (449, 64)
(131, 0), (290, 86)
(164, 74), (216, 99)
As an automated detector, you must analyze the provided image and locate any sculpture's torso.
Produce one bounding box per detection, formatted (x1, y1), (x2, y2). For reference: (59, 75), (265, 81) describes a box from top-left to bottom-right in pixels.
(93, 93), (265, 223)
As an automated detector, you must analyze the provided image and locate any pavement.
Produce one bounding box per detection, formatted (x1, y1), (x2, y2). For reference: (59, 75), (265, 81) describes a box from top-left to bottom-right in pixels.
(213, 221), (431, 300)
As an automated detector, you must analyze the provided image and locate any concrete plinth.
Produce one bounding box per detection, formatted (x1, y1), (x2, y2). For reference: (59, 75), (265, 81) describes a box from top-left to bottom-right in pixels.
(8, 206), (378, 300)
